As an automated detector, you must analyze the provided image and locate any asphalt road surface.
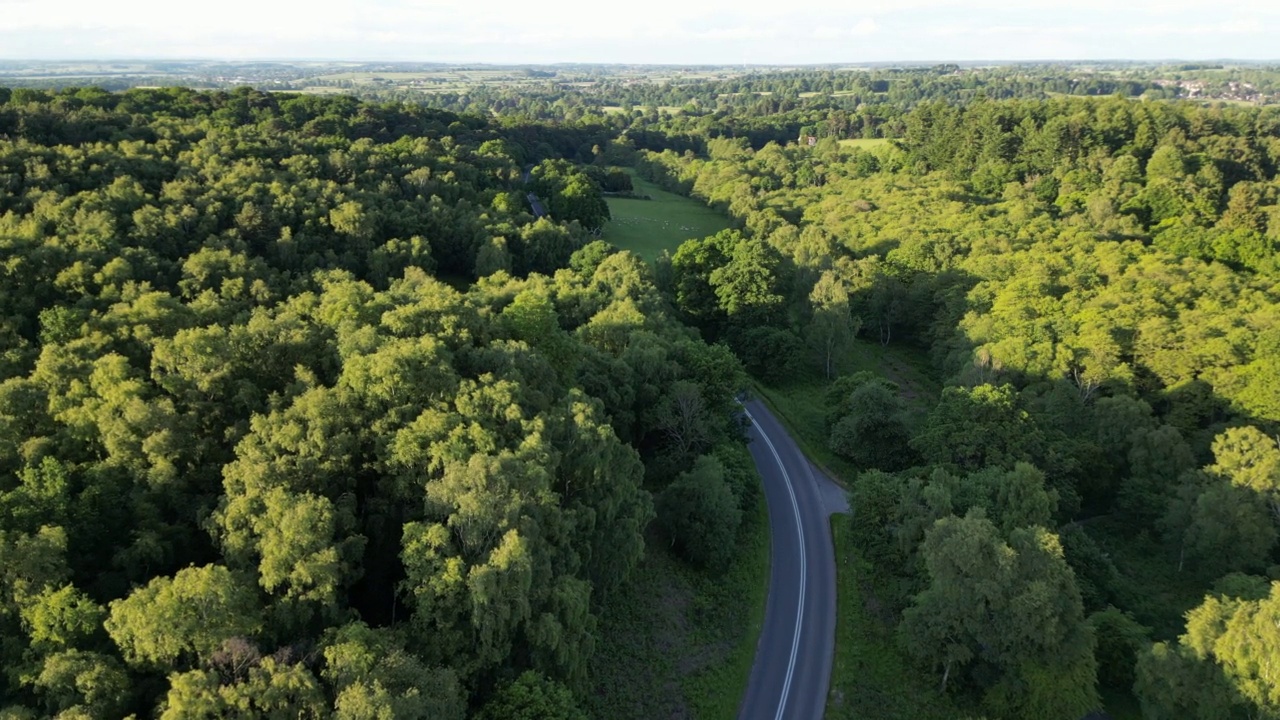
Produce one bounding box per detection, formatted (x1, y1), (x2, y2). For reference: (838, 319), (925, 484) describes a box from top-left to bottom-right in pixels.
(738, 398), (848, 720)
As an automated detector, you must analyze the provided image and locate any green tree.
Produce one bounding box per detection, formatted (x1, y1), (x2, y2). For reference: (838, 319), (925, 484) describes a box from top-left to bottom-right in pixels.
(669, 230), (736, 333)
(105, 564), (261, 669)
(807, 270), (860, 378)
(214, 384), (369, 631)
(710, 236), (788, 327)
(1136, 582), (1280, 719)
(901, 510), (1098, 719)
(990, 462), (1059, 533)
(500, 288), (578, 376)
(568, 240), (616, 277)
(1209, 426), (1280, 525)
(1165, 431), (1280, 575)
(730, 326), (803, 383)
(160, 658), (327, 720)
(1188, 582), (1280, 715)
(31, 650), (130, 719)
(0, 526), (71, 623)
(912, 384), (1042, 471)
(1086, 607), (1149, 692)
(828, 381), (914, 471)
(1118, 424), (1195, 522)
(651, 380), (713, 459)
(476, 238), (514, 278)
(1134, 641), (1248, 720)
(655, 455), (742, 572)
(321, 622), (465, 720)
(516, 219), (581, 276)
(1, 457), (72, 536)
(1182, 483), (1276, 575)
(477, 671), (587, 720)
(530, 161), (610, 232)
(19, 584), (104, 653)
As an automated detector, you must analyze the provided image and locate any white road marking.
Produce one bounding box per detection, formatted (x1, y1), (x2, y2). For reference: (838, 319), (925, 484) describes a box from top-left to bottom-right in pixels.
(743, 405), (807, 720)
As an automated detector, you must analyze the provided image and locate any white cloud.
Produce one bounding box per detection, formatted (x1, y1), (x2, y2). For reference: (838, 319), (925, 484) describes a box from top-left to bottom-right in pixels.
(1129, 20), (1264, 36)
(0, 0), (1276, 61)
(813, 19), (879, 40)
(695, 27), (777, 41)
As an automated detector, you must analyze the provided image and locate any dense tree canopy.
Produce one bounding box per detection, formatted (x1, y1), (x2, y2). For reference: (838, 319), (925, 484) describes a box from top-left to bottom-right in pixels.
(641, 90), (1280, 718)
(0, 87), (750, 718)
(5, 71), (1280, 718)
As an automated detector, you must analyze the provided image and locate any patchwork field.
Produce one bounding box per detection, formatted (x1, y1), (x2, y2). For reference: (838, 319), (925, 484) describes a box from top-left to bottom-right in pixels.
(601, 105), (686, 114)
(602, 173), (731, 261)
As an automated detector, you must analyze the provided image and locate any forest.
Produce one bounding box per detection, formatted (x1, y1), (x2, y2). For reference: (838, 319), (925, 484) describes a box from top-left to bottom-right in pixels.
(1, 71), (1280, 720)
(0, 87), (756, 718)
(637, 94), (1280, 718)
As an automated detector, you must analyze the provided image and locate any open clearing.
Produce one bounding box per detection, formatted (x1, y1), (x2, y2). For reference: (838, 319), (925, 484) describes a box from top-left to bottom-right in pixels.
(601, 105), (685, 114)
(837, 138), (894, 149)
(602, 173), (731, 261)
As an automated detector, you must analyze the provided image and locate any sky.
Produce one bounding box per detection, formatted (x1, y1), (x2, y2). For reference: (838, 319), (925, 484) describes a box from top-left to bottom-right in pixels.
(0, 0), (1276, 64)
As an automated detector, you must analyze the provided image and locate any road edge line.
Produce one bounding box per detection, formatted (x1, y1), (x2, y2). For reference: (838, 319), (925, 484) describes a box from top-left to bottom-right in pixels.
(743, 405), (807, 720)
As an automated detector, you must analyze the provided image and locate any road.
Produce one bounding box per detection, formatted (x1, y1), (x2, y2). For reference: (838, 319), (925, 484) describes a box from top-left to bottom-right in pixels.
(738, 398), (848, 720)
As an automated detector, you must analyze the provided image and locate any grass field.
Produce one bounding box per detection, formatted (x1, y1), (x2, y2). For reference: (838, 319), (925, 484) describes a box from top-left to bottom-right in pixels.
(601, 105), (685, 114)
(586, 490), (770, 720)
(602, 173), (731, 261)
(837, 138), (894, 149)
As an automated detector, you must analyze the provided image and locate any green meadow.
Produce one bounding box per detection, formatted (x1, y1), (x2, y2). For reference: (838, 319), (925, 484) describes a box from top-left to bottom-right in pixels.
(837, 138), (894, 149)
(602, 173), (731, 261)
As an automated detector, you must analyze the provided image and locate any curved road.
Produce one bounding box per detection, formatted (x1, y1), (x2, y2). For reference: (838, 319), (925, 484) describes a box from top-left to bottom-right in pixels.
(739, 399), (848, 720)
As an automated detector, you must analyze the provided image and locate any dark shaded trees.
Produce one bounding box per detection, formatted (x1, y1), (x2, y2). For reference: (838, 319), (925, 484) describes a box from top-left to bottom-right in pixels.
(655, 455), (743, 572)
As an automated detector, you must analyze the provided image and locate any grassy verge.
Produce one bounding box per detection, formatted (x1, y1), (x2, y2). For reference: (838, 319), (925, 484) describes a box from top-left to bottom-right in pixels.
(752, 379), (857, 481)
(827, 520), (964, 720)
(587, 490), (769, 720)
(750, 338), (941, 481)
(601, 172), (730, 262)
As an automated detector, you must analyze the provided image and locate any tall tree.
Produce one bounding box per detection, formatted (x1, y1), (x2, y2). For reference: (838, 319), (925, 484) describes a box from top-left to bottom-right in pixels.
(828, 381), (914, 471)
(912, 384), (1042, 471)
(901, 510), (1098, 719)
(478, 671), (588, 720)
(807, 270), (859, 378)
(105, 565), (261, 670)
(655, 455), (742, 572)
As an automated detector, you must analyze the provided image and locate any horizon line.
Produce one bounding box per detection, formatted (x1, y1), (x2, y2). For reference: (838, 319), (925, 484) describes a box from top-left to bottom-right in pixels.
(3, 58), (1280, 67)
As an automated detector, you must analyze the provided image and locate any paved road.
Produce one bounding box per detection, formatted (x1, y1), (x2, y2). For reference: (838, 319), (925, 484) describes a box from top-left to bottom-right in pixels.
(739, 398), (848, 720)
